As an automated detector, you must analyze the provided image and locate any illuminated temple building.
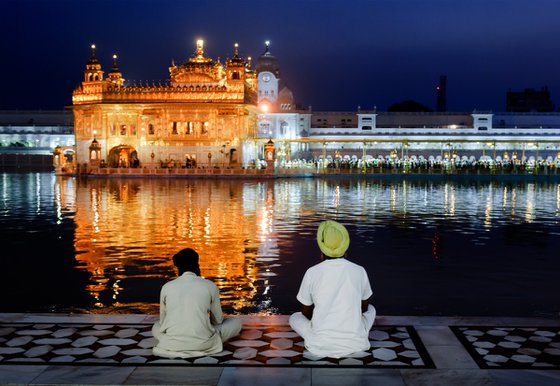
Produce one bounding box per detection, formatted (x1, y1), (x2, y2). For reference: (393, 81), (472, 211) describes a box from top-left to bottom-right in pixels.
(67, 38), (560, 172)
(4, 39), (560, 173)
(72, 40), (260, 169)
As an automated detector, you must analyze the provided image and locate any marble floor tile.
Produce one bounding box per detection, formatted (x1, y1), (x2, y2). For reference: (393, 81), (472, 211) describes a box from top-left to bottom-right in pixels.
(125, 366), (223, 385)
(30, 365), (135, 384)
(416, 326), (458, 345)
(312, 368), (406, 386)
(452, 326), (560, 369)
(0, 364), (47, 383)
(489, 369), (560, 386)
(218, 367), (311, 386)
(400, 369), (497, 386)
(427, 345), (479, 369)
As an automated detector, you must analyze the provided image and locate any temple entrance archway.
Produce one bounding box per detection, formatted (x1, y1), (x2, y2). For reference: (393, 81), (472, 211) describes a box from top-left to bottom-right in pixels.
(108, 145), (139, 168)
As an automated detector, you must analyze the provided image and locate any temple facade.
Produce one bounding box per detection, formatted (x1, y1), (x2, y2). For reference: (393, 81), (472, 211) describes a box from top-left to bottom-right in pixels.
(72, 41), (259, 169)
(66, 39), (560, 174)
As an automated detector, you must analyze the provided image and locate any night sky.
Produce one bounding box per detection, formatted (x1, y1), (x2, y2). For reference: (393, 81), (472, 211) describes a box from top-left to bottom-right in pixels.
(1, 0), (559, 112)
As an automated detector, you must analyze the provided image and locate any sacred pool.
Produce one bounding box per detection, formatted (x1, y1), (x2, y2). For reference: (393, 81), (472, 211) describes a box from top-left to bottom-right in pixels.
(1, 172), (559, 318)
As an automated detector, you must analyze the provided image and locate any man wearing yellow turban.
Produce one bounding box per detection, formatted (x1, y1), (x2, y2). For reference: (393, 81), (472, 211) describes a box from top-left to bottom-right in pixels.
(289, 220), (376, 358)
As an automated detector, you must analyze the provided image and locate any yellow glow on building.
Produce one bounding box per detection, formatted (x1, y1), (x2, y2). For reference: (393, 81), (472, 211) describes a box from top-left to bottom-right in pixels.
(72, 41), (259, 169)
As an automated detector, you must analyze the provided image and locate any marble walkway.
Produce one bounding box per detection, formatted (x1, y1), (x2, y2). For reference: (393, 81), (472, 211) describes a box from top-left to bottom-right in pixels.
(1, 313), (559, 385)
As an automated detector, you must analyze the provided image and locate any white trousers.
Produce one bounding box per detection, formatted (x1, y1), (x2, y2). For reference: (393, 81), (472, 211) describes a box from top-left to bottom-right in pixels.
(289, 304), (376, 350)
(152, 317), (241, 358)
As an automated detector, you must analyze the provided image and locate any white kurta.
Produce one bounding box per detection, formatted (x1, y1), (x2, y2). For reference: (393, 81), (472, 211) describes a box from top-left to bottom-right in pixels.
(152, 272), (224, 358)
(290, 258), (375, 358)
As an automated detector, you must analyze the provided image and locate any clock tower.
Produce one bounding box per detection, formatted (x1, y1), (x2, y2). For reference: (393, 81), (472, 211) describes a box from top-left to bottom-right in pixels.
(256, 41), (280, 112)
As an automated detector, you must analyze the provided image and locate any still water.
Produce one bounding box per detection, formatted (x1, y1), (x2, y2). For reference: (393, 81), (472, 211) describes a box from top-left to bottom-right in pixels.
(1, 173), (559, 317)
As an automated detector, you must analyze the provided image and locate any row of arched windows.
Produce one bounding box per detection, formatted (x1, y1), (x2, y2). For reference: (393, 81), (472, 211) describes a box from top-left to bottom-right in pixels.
(170, 121), (209, 136)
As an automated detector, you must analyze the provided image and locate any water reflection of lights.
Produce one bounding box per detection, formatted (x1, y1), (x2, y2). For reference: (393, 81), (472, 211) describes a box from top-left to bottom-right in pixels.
(390, 186), (396, 211)
(71, 178), (267, 313)
(18, 175), (560, 314)
(557, 184), (560, 218)
(484, 195), (492, 229)
(35, 173), (41, 214)
(525, 183), (535, 223)
(91, 188), (100, 233)
(55, 180), (63, 225)
(402, 180), (408, 215)
(511, 187), (517, 217)
(253, 183), (282, 313)
(333, 185), (340, 208)
(204, 207), (211, 239)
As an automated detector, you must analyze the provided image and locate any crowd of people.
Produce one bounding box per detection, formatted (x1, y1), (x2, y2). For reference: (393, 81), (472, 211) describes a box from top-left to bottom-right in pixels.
(272, 153), (560, 174)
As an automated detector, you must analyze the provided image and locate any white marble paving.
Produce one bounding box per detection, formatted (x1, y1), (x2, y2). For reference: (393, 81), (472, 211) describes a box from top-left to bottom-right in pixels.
(0, 364), (48, 384)
(218, 367), (311, 386)
(30, 365), (135, 384)
(312, 368), (406, 386)
(1, 314), (559, 385)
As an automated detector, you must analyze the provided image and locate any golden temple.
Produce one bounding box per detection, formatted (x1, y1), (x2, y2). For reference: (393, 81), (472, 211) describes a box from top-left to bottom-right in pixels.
(71, 40), (259, 171)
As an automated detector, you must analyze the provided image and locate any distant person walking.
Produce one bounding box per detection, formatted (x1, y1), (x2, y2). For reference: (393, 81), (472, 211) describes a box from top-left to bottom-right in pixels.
(289, 220), (376, 358)
(152, 248), (241, 358)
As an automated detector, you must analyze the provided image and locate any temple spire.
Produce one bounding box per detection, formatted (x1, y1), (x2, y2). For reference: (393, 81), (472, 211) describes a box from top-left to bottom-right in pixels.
(196, 39), (204, 58)
(87, 44), (100, 65)
(108, 53), (123, 86)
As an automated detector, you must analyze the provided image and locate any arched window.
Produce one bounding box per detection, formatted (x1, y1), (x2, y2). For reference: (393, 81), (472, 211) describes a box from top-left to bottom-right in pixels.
(148, 124), (155, 135)
(281, 121), (289, 135)
(232, 71), (240, 80)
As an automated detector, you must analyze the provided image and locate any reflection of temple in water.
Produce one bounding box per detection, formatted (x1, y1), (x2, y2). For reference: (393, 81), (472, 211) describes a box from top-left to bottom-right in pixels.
(62, 177), (278, 312)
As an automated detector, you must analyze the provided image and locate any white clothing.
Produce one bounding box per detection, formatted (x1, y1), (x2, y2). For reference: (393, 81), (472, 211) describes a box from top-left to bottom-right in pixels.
(290, 258), (375, 358)
(152, 271), (241, 358)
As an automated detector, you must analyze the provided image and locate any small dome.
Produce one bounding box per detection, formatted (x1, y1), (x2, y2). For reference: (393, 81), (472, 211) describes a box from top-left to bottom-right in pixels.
(256, 42), (280, 76)
(278, 86), (294, 105)
(109, 55), (120, 74)
(87, 56), (100, 65)
(87, 44), (100, 65)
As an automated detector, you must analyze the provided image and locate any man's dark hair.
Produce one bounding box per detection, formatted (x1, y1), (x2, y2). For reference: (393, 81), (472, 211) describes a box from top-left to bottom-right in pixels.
(172, 248), (201, 276)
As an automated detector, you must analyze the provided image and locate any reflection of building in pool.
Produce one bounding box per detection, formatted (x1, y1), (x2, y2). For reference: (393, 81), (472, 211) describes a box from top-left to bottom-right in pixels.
(71, 40), (259, 170)
(67, 178), (264, 311)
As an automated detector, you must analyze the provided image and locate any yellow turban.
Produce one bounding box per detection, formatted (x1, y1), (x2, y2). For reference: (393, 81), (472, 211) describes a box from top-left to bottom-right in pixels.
(317, 220), (350, 258)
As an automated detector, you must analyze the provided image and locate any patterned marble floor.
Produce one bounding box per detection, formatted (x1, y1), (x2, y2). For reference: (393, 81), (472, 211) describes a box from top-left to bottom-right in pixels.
(451, 326), (560, 369)
(0, 322), (434, 368)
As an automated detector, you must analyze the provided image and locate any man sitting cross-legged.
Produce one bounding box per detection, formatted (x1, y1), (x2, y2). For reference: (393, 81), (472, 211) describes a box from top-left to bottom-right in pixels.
(289, 220), (376, 358)
(152, 248), (241, 358)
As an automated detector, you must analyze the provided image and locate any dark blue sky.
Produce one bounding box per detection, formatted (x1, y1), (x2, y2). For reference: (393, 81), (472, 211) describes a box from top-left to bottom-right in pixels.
(1, 0), (559, 112)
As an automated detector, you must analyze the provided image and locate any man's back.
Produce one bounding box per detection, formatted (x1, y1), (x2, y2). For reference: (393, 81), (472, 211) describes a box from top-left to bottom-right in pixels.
(155, 272), (223, 355)
(296, 258), (373, 357)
